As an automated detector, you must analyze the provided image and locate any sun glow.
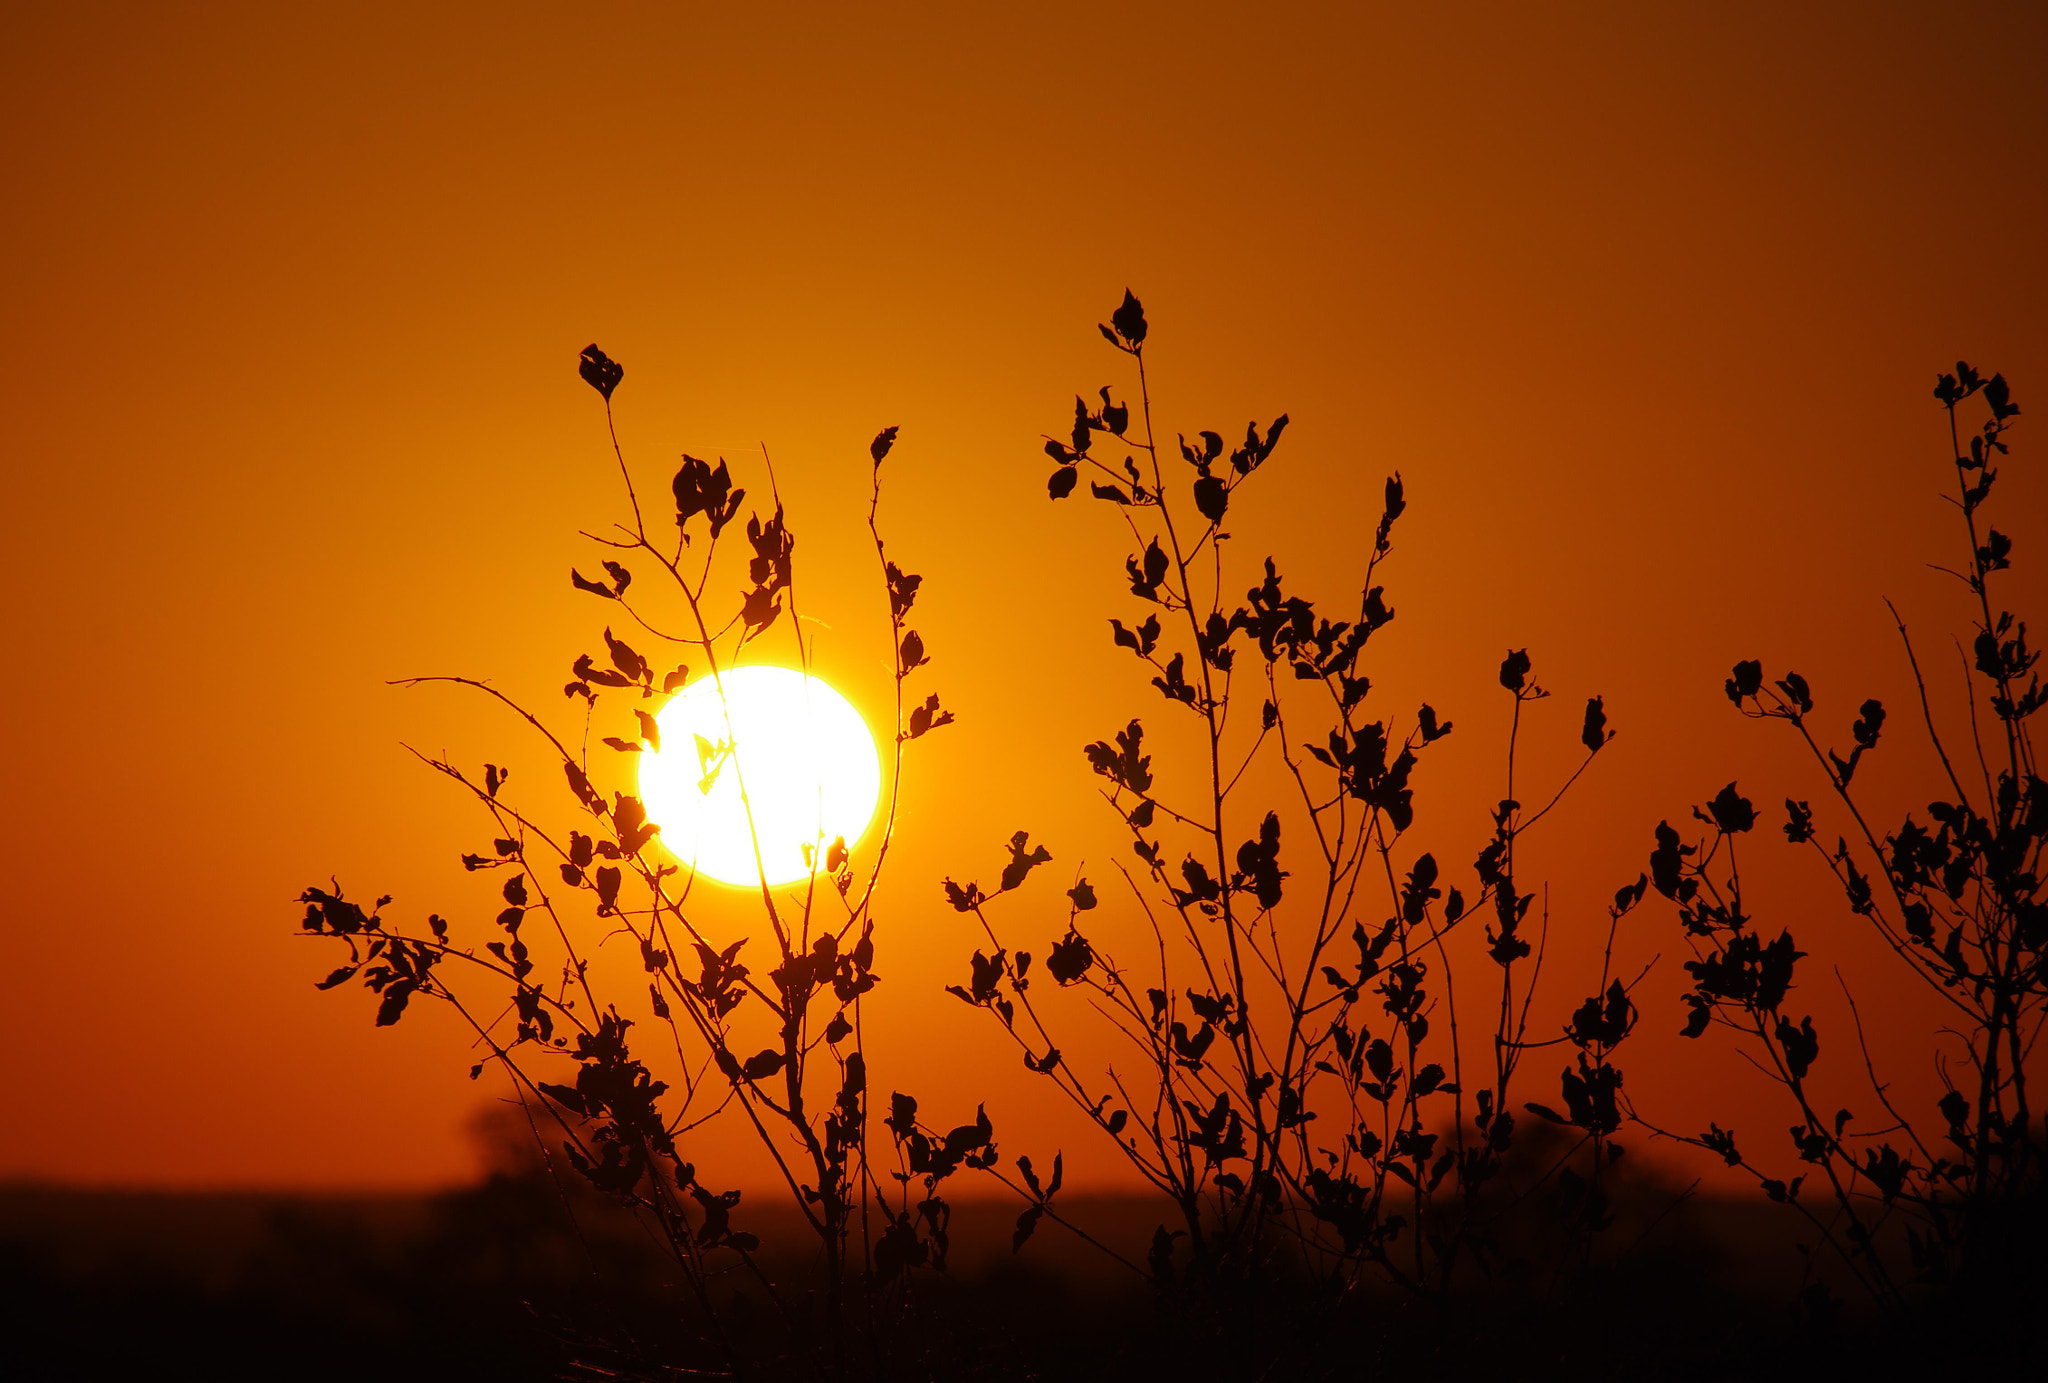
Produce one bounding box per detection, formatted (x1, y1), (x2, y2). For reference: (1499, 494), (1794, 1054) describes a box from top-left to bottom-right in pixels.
(636, 666), (882, 888)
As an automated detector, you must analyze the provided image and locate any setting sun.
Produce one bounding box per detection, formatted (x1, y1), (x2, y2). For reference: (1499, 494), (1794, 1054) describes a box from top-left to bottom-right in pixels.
(637, 665), (882, 888)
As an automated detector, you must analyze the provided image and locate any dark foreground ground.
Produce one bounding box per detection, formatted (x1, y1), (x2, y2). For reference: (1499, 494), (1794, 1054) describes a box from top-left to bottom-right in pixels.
(1, 1162), (2036, 1381)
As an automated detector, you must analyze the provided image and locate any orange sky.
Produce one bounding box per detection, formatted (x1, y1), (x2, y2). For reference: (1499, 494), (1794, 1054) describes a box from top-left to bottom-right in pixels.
(3, 1), (2045, 1192)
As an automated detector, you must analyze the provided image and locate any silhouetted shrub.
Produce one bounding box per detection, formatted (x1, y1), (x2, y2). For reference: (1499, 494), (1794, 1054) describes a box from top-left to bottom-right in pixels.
(940, 292), (1643, 1311)
(299, 349), (977, 1376)
(1636, 362), (2042, 1316)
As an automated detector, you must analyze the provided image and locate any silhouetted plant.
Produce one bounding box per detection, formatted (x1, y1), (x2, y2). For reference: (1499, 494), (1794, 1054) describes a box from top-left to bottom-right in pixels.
(297, 349), (980, 1377)
(938, 292), (1643, 1308)
(293, 304), (2044, 1379)
(1634, 363), (2042, 1314)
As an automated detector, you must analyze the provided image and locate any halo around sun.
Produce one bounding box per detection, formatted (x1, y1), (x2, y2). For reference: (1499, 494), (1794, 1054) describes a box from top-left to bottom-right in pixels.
(636, 665), (882, 888)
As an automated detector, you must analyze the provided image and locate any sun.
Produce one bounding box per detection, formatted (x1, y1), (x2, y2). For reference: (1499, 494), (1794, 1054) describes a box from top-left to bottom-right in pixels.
(636, 665), (882, 888)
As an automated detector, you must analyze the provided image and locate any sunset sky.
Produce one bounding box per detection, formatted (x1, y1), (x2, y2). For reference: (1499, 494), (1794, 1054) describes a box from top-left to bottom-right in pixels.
(4, 1), (2045, 1193)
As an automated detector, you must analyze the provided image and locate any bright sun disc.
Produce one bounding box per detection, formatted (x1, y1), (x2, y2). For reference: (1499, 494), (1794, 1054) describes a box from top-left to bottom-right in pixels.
(636, 666), (881, 888)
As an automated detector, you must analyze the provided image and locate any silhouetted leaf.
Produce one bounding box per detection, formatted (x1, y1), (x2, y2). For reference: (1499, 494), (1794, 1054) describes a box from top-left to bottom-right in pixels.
(907, 691), (954, 739)
(1581, 695), (1610, 751)
(573, 653), (632, 688)
(671, 455), (744, 537)
(538, 1081), (589, 1115)
(900, 629), (928, 671)
(1374, 472), (1405, 555)
(1984, 372), (2019, 421)
(741, 1048), (787, 1082)
(886, 562), (923, 619)
(1707, 783), (1755, 834)
(740, 585), (781, 631)
(1777, 1014), (1820, 1080)
(564, 760), (600, 808)
(1784, 798), (1814, 844)
(1499, 648), (1531, 692)
(1234, 811), (1285, 909)
(1110, 289), (1147, 346)
(1726, 658), (1763, 704)
(1047, 928), (1094, 984)
(579, 344), (622, 400)
(999, 830), (1052, 891)
(1099, 388), (1128, 435)
(1127, 539), (1169, 600)
(375, 983), (413, 1026)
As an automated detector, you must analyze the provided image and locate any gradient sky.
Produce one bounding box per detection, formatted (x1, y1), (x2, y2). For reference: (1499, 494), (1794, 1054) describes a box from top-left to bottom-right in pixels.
(3, 1), (2045, 1191)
